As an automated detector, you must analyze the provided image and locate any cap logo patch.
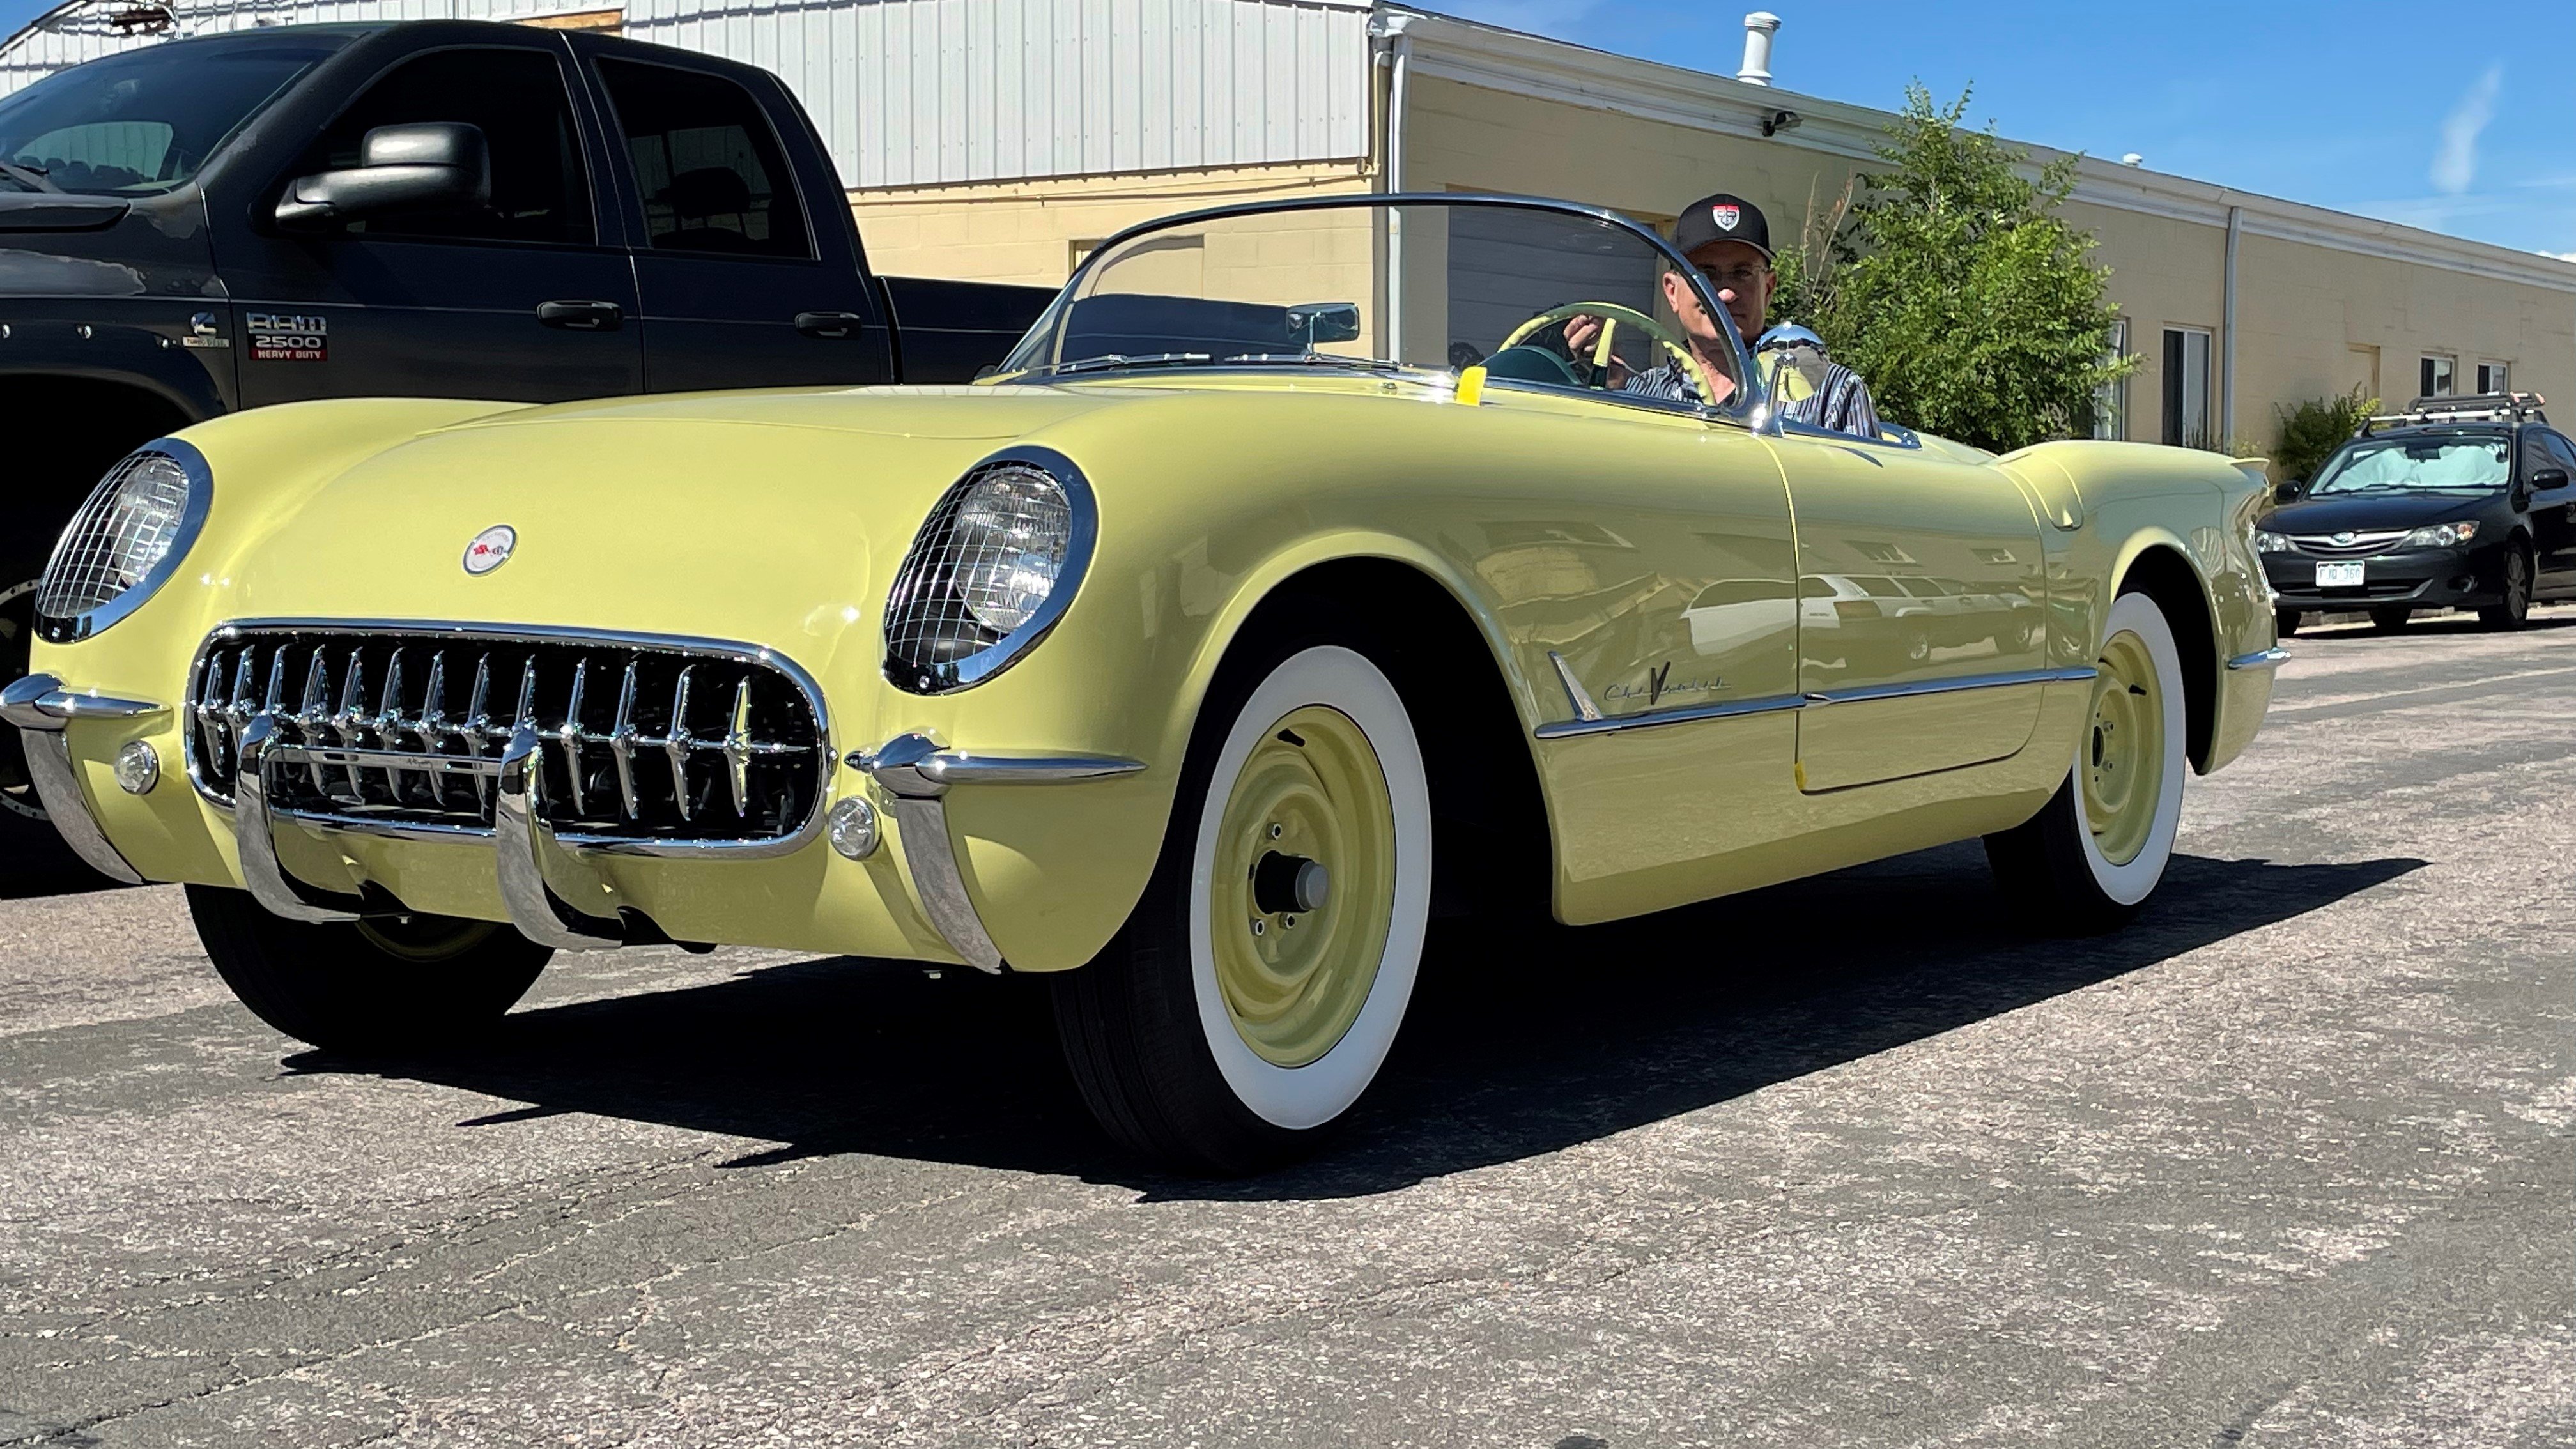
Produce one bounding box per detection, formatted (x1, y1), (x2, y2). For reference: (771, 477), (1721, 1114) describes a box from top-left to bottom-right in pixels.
(1712, 203), (1741, 232)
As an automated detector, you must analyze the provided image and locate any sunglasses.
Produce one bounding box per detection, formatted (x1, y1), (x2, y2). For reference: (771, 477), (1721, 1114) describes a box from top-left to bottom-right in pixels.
(1694, 264), (1771, 291)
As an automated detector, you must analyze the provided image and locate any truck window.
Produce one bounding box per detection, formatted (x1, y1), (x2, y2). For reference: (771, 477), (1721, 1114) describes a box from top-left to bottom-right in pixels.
(0, 37), (341, 195)
(294, 47), (594, 245)
(594, 58), (813, 260)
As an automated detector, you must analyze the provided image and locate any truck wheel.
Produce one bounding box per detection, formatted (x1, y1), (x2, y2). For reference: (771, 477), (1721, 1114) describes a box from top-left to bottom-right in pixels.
(0, 572), (46, 833)
(187, 885), (551, 1054)
(2479, 544), (2533, 631)
(1051, 641), (1432, 1174)
(1984, 590), (2187, 933)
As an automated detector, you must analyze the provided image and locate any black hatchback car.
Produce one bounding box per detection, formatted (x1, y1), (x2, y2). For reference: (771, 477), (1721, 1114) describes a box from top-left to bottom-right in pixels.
(2258, 394), (2576, 633)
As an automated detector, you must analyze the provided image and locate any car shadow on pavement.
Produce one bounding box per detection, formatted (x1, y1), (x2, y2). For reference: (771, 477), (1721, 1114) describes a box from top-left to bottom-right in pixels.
(0, 831), (128, 900)
(284, 844), (2423, 1197)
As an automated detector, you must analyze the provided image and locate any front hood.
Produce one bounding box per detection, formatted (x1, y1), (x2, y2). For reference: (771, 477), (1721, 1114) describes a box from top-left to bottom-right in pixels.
(2260, 491), (2499, 533)
(214, 395), (1117, 675)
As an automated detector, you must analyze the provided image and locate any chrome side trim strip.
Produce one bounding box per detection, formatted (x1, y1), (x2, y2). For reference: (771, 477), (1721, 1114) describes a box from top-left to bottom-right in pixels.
(1546, 651), (1602, 723)
(1803, 666), (2101, 707)
(14, 726), (143, 884)
(1532, 666), (2098, 740)
(2227, 648), (2292, 671)
(1532, 692), (1802, 740)
(232, 716), (359, 923)
(0, 673), (166, 730)
(494, 723), (622, 951)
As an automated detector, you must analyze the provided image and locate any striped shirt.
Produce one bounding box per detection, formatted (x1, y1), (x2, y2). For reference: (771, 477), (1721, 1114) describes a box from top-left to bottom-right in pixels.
(1624, 357), (1885, 440)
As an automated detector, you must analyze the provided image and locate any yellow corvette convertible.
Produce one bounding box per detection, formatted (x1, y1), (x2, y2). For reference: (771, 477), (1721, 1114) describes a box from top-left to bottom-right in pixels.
(8, 196), (2283, 1172)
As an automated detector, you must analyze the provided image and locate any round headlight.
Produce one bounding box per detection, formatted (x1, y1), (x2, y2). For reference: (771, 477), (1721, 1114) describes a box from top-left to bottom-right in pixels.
(883, 452), (1097, 694)
(34, 439), (211, 643)
(950, 466), (1074, 632)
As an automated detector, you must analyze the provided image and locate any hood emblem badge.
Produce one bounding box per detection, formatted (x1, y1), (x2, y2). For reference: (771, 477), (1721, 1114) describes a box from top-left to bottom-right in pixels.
(2331, 531), (2355, 545)
(463, 525), (518, 576)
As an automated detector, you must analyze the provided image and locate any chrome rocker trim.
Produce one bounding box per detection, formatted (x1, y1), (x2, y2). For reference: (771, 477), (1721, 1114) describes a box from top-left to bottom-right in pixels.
(0, 673), (150, 885)
(2227, 647), (2292, 671)
(849, 732), (1147, 975)
(1535, 665), (2100, 740)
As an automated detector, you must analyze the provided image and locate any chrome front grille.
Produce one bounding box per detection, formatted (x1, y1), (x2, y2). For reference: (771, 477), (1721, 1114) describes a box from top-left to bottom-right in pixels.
(186, 625), (828, 850)
(2289, 530), (2409, 557)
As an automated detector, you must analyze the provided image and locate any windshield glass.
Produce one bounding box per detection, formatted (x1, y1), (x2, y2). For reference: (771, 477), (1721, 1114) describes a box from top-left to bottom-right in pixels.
(2310, 432), (2510, 495)
(0, 36), (345, 195)
(995, 197), (1748, 410)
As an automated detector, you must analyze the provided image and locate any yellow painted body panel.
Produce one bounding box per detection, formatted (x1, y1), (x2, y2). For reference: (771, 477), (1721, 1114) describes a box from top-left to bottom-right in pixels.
(33, 373), (2276, 968)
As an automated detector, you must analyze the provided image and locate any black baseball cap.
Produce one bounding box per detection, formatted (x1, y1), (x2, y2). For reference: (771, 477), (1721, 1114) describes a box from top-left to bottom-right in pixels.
(1670, 192), (1771, 262)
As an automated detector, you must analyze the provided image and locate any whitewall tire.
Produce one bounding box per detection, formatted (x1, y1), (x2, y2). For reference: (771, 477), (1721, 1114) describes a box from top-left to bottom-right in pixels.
(1986, 590), (2189, 930)
(1052, 640), (1433, 1173)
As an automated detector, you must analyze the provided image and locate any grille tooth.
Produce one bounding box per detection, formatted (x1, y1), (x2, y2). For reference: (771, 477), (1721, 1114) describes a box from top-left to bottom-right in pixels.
(665, 665), (696, 823)
(187, 629), (822, 847)
(418, 653), (451, 808)
(334, 649), (368, 804)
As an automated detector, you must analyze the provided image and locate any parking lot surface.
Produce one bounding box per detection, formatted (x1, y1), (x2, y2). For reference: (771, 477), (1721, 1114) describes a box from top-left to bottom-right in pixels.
(2, 611), (2570, 1448)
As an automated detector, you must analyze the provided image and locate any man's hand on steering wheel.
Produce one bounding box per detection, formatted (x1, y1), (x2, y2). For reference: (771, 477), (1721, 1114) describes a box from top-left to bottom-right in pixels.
(1561, 313), (1634, 389)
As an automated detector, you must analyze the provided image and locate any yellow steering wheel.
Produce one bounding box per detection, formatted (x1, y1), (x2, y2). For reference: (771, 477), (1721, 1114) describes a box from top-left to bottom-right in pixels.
(1493, 301), (1724, 403)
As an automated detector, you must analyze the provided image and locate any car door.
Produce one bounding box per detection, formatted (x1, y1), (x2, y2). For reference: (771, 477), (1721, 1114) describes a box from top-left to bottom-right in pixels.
(1767, 424), (2050, 792)
(2532, 431), (2576, 590)
(582, 50), (891, 392)
(224, 42), (642, 406)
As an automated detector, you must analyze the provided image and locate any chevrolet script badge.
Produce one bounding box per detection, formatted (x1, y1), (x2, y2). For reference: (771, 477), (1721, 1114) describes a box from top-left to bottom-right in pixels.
(463, 525), (517, 576)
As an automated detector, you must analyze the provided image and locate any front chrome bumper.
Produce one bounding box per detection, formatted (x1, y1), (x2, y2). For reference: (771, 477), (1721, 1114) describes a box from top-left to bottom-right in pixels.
(8, 672), (1146, 974)
(1, 673), (160, 884)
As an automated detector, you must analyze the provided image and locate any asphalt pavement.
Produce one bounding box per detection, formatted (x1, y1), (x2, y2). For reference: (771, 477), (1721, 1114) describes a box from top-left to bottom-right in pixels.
(1, 608), (2570, 1447)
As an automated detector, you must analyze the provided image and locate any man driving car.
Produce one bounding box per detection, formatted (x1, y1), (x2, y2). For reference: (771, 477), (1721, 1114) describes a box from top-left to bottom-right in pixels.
(1571, 192), (1881, 438)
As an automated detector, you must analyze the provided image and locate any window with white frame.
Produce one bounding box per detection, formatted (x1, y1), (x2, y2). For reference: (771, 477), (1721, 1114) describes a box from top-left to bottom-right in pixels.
(2421, 355), (2456, 399)
(2092, 318), (2129, 440)
(2161, 326), (2211, 448)
(2476, 360), (2511, 395)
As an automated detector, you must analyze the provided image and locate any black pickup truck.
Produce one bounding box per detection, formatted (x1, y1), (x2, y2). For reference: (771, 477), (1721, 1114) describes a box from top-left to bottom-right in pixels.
(0, 20), (1053, 850)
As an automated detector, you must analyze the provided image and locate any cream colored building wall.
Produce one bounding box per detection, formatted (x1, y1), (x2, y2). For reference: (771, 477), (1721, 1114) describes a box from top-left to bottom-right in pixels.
(843, 68), (2576, 461)
(1405, 74), (1865, 241)
(846, 162), (1375, 289)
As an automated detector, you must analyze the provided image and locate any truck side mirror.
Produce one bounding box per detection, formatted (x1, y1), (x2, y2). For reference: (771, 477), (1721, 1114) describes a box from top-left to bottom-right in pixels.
(275, 123), (490, 230)
(2534, 467), (2571, 491)
(2272, 480), (2301, 505)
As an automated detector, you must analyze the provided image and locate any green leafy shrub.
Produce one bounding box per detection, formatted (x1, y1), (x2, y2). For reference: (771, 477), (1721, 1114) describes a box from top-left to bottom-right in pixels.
(1770, 85), (2134, 454)
(2274, 387), (2378, 482)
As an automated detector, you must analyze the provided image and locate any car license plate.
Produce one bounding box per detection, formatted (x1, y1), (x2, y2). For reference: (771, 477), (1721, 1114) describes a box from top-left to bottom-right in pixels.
(2315, 562), (2365, 588)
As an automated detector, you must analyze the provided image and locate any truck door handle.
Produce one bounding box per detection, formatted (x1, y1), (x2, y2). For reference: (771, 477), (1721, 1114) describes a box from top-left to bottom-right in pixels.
(794, 310), (867, 339)
(537, 300), (624, 332)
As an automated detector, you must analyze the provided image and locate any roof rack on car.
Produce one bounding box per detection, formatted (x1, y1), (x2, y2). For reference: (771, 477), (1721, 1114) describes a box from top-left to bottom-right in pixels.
(2357, 391), (2549, 434)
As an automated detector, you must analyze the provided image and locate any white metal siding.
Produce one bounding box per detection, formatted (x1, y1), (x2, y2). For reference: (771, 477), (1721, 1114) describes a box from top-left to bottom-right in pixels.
(625, 0), (1372, 190)
(0, 0), (600, 98)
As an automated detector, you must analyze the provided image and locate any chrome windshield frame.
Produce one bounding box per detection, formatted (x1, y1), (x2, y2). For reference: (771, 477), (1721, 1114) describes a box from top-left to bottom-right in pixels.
(999, 192), (1764, 424)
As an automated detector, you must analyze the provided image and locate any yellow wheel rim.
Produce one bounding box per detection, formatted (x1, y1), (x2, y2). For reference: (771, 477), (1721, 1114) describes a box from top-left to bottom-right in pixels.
(2081, 631), (2164, 867)
(1208, 704), (1398, 1068)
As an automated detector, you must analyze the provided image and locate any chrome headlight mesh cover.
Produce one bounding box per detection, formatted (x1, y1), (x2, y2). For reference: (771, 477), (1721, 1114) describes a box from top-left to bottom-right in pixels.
(35, 437), (212, 643)
(883, 447), (1097, 694)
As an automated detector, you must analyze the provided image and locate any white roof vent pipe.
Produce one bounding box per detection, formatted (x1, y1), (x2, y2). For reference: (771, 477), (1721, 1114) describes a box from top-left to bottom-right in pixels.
(1737, 12), (1780, 86)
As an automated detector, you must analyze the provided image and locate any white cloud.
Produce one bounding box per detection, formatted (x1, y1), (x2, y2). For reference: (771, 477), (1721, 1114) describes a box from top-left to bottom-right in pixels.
(2430, 64), (2503, 195)
(2541, 250), (2576, 264)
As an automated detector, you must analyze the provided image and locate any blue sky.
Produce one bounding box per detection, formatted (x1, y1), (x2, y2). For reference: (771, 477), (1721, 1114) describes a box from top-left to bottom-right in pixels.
(4, 0), (2568, 256)
(1431, 0), (2576, 258)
